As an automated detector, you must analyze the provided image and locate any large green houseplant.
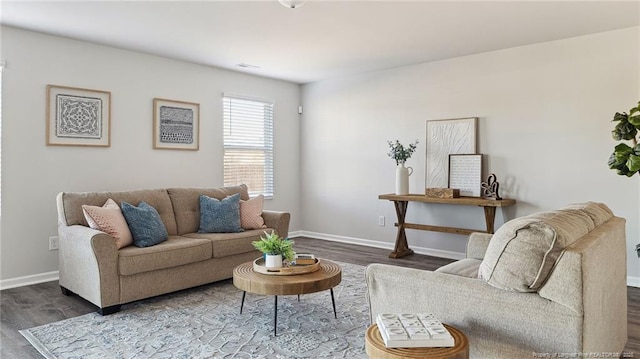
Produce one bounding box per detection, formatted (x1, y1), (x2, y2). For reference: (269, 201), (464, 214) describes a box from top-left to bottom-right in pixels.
(607, 100), (640, 257)
(608, 101), (640, 177)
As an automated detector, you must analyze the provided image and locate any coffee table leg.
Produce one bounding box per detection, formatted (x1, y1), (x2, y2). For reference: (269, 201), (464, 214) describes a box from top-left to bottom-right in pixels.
(274, 295), (278, 336)
(330, 288), (337, 319)
(240, 291), (246, 314)
(297, 294), (300, 302)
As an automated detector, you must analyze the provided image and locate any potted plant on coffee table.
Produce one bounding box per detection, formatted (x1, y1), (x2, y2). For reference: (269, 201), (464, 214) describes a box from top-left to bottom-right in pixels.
(251, 231), (295, 268)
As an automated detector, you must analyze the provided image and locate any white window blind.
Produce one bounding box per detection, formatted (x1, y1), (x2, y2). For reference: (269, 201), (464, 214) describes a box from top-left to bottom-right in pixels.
(223, 95), (274, 198)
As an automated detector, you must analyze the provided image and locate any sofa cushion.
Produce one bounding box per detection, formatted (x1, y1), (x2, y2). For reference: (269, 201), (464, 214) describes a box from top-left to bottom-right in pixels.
(167, 185), (250, 235)
(82, 198), (133, 249)
(118, 236), (212, 276)
(60, 189), (178, 235)
(198, 193), (243, 233)
(183, 229), (267, 258)
(121, 201), (169, 247)
(240, 195), (267, 230)
(478, 204), (603, 292)
(435, 258), (482, 279)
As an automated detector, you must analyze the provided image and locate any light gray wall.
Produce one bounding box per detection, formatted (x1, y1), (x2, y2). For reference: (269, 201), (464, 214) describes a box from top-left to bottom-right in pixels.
(0, 26), (301, 281)
(301, 27), (640, 278)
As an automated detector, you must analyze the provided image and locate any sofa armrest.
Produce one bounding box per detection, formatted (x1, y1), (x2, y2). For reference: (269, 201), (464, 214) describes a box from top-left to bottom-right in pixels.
(262, 210), (291, 238)
(58, 225), (120, 308)
(365, 263), (582, 354)
(465, 232), (493, 260)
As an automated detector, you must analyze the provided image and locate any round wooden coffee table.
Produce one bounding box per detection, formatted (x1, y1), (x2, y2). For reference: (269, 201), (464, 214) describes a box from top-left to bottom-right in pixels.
(365, 323), (469, 359)
(233, 259), (342, 335)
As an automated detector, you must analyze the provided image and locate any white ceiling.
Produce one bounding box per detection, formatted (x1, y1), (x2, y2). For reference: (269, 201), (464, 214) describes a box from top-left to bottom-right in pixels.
(1, 1), (639, 84)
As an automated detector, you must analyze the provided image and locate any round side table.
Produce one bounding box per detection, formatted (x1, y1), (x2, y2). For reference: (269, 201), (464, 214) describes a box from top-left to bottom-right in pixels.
(365, 323), (469, 359)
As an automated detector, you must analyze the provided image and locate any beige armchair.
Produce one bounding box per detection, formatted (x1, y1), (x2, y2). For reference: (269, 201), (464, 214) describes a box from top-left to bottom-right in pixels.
(366, 203), (627, 358)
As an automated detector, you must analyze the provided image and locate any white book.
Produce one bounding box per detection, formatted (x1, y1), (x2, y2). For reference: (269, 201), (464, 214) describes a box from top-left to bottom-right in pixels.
(376, 313), (455, 348)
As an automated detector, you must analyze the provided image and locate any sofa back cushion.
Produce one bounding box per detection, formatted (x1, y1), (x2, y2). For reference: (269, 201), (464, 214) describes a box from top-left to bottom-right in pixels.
(59, 189), (178, 236)
(167, 185), (250, 235)
(478, 202), (613, 292)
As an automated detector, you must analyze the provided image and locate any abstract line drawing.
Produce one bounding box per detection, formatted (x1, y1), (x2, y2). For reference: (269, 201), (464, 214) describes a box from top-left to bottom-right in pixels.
(425, 118), (477, 189)
(56, 95), (102, 138)
(153, 98), (200, 150)
(159, 106), (193, 144)
(47, 85), (111, 147)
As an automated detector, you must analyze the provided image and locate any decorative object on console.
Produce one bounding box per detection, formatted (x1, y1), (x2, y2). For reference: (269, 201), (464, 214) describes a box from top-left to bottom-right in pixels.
(448, 154), (482, 197)
(481, 173), (502, 200)
(425, 188), (460, 198)
(46, 85), (111, 147)
(387, 139), (418, 195)
(425, 117), (477, 189)
(153, 98), (200, 150)
(251, 231), (295, 269)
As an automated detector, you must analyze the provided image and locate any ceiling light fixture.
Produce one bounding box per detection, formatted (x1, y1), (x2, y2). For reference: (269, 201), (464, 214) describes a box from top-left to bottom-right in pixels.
(278, 0), (306, 9)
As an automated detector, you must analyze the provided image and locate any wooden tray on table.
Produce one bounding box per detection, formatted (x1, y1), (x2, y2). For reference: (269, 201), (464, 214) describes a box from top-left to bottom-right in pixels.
(253, 257), (321, 275)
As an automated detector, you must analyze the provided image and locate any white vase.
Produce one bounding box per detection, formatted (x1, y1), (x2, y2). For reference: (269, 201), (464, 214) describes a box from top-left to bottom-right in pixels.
(265, 254), (283, 268)
(395, 162), (413, 195)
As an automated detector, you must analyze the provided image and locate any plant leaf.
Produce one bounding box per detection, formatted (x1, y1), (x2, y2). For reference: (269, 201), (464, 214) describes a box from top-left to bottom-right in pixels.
(629, 114), (640, 127)
(627, 154), (640, 172)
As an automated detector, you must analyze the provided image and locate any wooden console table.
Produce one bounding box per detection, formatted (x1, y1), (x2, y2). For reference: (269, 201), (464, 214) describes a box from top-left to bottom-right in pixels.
(378, 194), (516, 258)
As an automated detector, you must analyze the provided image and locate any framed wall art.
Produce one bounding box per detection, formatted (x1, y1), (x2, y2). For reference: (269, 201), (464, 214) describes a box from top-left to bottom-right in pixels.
(425, 117), (477, 189)
(448, 154), (482, 197)
(153, 98), (200, 150)
(46, 85), (111, 147)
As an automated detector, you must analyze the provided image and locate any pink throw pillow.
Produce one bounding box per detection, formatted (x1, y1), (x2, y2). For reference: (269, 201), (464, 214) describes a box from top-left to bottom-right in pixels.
(82, 198), (133, 249)
(240, 195), (267, 230)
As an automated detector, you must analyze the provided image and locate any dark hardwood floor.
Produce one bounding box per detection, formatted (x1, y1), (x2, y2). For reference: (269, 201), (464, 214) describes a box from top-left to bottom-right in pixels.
(1, 236), (638, 357)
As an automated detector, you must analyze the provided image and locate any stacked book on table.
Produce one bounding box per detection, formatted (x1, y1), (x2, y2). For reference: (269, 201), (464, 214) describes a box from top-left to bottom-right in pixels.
(376, 313), (454, 348)
(293, 253), (316, 265)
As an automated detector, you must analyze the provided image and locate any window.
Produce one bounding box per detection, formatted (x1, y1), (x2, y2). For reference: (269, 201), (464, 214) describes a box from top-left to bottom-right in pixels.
(223, 95), (274, 198)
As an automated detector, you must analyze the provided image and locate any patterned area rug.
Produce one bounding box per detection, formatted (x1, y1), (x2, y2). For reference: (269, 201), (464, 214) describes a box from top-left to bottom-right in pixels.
(20, 262), (369, 359)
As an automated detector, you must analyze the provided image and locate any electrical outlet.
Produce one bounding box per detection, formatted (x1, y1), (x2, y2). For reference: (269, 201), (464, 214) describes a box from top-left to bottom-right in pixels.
(378, 216), (385, 226)
(49, 236), (59, 251)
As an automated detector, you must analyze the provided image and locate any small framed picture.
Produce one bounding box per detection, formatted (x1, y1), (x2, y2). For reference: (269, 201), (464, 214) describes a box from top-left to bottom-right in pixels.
(46, 85), (111, 147)
(448, 154), (483, 197)
(153, 98), (200, 150)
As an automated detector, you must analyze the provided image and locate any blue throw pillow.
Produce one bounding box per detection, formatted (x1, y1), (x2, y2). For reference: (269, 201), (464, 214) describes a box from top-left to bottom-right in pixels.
(121, 201), (168, 247)
(199, 193), (243, 233)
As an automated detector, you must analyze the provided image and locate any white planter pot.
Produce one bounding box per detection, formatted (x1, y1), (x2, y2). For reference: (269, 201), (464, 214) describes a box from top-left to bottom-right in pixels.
(265, 254), (283, 268)
(395, 162), (413, 195)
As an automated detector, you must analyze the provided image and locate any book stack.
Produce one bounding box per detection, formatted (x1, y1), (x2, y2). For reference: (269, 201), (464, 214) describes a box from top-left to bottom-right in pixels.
(376, 313), (454, 348)
(293, 253), (316, 265)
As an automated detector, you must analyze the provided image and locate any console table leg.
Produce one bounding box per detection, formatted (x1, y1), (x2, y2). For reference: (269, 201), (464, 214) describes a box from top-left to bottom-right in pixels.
(483, 206), (497, 234)
(390, 200), (414, 258)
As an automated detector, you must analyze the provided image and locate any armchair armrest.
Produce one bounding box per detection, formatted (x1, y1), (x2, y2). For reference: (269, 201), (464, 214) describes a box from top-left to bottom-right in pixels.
(465, 232), (493, 260)
(262, 210), (291, 238)
(58, 225), (119, 308)
(365, 263), (582, 354)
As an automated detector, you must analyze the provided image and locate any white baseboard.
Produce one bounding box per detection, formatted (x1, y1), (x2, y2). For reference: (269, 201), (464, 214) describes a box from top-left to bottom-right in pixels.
(291, 230), (465, 260)
(0, 271), (59, 291)
(628, 276), (640, 288)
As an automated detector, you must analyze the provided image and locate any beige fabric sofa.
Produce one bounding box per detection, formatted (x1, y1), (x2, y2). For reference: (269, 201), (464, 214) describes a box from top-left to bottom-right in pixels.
(366, 202), (627, 358)
(56, 185), (290, 315)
